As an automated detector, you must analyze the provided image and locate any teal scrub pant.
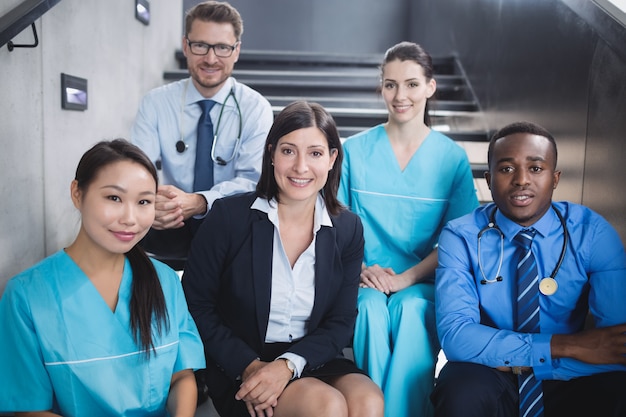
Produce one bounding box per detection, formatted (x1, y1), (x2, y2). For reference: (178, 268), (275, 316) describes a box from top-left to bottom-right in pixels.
(353, 284), (439, 417)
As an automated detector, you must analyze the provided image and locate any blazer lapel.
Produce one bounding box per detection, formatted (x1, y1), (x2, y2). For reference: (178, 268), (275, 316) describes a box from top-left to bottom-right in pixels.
(252, 212), (274, 345)
(311, 225), (337, 329)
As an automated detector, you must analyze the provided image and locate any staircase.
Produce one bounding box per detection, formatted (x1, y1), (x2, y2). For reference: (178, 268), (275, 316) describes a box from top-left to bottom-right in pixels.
(165, 49), (492, 202)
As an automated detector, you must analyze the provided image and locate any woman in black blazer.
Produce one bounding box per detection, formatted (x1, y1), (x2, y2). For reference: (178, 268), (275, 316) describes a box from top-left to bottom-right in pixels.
(183, 101), (384, 417)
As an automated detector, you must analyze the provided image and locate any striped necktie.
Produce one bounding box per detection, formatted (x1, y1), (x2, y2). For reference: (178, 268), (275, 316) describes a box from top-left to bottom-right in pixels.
(193, 99), (216, 192)
(514, 228), (544, 417)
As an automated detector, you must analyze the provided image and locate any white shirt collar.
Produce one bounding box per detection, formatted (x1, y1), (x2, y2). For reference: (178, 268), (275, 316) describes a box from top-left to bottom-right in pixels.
(185, 77), (235, 106)
(251, 194), (333, 232)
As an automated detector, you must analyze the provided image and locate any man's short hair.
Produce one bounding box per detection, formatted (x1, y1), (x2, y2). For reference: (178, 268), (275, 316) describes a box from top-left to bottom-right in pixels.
(488, 121), (558, 168)
(185, 1), (243, 40)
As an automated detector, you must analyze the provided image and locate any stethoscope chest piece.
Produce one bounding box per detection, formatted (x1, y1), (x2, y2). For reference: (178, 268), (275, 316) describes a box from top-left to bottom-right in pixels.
(539, 277), (558, 295)
(176, 140), (188, 153)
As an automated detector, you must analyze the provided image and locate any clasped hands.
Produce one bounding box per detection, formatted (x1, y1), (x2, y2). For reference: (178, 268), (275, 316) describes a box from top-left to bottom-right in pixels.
(151, 185), (207, 230)
(235, 359), (293, 417)
(359, 264), (413, 294)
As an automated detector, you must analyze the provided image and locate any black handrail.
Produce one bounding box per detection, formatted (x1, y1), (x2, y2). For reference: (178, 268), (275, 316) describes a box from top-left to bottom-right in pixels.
(0, 0), (62, 50)
(8, 22), (38, 51)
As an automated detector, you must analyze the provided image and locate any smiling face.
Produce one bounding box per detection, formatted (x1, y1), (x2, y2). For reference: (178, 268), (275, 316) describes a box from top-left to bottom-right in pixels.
(485, 133), (561, 226)
(72, 160), (156, 255)
(381, 59), (436, 125)
(183, 19), (240, 97)
(271, 127), (338, 207)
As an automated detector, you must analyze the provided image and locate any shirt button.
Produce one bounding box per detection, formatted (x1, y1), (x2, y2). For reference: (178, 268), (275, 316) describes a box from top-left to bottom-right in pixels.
(504, 361), (510, 365)
(539, 358), (545, 363)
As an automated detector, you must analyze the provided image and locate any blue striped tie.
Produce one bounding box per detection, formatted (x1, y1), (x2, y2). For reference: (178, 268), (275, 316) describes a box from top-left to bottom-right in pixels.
(194, 99), (216, 192)
(514, 229), (544, 417)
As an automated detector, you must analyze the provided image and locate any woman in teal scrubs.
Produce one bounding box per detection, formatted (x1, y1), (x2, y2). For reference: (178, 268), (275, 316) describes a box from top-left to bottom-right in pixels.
(0, 140), (204, 416)
(338, 42), (479, 417)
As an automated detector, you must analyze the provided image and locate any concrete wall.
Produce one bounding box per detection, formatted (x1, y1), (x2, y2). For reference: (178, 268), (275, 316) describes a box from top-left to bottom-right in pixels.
(0, 0), (182, 294)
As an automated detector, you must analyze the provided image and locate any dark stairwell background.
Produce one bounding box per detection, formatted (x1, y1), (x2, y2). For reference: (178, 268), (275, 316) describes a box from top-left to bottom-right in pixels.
(177, 0), (626, 241)
(166, 48), (492, 202)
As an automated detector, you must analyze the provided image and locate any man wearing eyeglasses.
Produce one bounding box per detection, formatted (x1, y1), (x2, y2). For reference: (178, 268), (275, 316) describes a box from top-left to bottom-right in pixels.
(130, 1), (273, 270)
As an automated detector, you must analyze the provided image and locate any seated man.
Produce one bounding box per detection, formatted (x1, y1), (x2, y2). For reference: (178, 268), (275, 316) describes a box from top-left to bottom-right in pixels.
(432, 121), (626, 417)
(131, 1), (273, 264)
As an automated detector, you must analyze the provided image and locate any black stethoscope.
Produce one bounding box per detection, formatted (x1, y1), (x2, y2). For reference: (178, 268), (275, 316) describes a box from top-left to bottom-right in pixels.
(477, 204), (568, 296)
(175, 79), (243, 166)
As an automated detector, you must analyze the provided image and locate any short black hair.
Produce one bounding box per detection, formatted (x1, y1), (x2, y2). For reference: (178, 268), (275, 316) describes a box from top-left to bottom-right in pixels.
(488, 121), (558, 169)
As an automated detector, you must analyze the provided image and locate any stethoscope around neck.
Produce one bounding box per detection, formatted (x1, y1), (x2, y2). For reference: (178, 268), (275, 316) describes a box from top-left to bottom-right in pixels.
(477, 204), (568, 296)
(175, 79), (243, 166)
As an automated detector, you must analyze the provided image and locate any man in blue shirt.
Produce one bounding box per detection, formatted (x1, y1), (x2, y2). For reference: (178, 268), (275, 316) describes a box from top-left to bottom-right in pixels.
(131, 1), (273, 262)
(432, 121), (626, 416)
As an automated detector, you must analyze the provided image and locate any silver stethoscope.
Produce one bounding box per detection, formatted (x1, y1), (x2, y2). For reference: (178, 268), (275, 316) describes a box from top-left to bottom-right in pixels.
(477, 204), (568, 296)
(175, 79), (243, 166)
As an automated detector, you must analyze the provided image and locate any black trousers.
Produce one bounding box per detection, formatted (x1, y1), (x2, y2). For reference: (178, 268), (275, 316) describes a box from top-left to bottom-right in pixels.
(431, 362), (626, 417)
(138, 218), (206, 270)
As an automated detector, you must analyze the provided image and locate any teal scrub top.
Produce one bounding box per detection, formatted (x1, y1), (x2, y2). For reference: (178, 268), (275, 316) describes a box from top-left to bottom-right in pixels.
(0, 250), (205, 416)
(338, 125), (479, 277)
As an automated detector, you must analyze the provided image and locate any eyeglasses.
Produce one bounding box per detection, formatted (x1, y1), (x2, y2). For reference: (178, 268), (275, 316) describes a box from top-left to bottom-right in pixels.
(186, 39), (239, 57)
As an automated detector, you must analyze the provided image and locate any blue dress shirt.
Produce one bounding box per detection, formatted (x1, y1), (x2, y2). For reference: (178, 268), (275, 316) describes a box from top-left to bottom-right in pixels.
(436, 201), (626, 381)
(131, 77), (273, 215)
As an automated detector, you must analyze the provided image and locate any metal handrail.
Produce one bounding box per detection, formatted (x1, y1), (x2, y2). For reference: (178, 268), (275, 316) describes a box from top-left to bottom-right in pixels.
(0, 0), (61, 50)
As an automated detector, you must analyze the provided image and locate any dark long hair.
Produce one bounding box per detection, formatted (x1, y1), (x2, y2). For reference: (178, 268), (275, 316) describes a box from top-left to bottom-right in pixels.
(256, 101), (344, 215)
(380, 41), (434, 126)
(74, 139), (168, 357)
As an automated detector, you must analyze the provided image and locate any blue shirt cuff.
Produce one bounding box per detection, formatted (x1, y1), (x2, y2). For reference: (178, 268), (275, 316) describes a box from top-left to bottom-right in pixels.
(532, 333), (553, 380)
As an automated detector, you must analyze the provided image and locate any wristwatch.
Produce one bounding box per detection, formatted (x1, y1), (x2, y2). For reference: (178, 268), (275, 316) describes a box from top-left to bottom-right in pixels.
(282, 358), (296, 380)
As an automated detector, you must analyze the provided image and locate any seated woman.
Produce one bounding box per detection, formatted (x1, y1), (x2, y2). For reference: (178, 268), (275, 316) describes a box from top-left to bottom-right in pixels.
(182, 101), (384, 417)
(338, 41), (479, 417)
(0, 139), (205, 416)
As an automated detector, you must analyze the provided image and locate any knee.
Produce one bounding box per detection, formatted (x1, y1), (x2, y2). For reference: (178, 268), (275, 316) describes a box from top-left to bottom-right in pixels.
(347, 381), (385, 417)
(286, 381), (350, 417)
(431, 362), (516, 417)
(318, 389), (349, 417)
(388, 292), (434, 323)
(348, 387), (384, 417)
(357, 288), (387, 312)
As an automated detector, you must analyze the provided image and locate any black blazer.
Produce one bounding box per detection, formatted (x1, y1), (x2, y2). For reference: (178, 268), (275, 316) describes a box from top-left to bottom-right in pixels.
(182, 192), (364, 397)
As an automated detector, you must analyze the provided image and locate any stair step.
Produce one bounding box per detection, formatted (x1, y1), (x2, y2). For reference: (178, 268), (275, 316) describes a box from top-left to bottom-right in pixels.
(167, 49), (490, 179)
(164, 69), (466, 88)
(175, 49), (464, 76)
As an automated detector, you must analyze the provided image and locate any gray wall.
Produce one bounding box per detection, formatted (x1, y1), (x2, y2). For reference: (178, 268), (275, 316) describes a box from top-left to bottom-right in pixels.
(0, 0), (182, 294)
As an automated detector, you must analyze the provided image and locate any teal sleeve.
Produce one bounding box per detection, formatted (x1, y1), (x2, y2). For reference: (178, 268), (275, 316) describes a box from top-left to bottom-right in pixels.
(0, 279), (54, 411)
(444, 150), (479, 224)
